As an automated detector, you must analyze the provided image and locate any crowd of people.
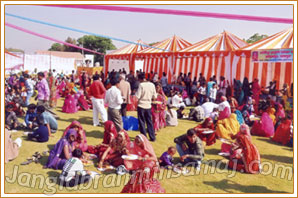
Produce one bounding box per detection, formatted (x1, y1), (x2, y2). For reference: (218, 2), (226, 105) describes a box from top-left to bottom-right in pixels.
(5, 67), (294, 193)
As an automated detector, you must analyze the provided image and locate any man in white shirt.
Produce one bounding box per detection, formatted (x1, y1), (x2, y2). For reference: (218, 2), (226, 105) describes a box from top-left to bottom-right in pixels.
(104, 78), (123, 132)
(119, 73), (131, 117)
(172, 92), (186, 108)
(136, 72), (157, 141)
(201, 99), (219, 118)
(24, 74), (35, 107)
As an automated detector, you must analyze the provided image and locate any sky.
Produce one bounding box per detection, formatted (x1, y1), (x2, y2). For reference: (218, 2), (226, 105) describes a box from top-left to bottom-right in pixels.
(4, 3), (293, 53)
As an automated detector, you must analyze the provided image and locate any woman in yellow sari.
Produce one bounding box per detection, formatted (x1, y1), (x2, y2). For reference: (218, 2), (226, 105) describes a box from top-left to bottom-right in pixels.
(216, 113), (240, 153)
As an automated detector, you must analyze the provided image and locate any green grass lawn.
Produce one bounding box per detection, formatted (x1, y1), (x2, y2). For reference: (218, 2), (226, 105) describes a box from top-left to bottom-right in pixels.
(5, 98), (294, 194)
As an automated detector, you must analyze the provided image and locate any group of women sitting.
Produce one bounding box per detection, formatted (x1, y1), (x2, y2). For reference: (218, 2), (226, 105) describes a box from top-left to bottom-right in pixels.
(45, 120), (164, 193)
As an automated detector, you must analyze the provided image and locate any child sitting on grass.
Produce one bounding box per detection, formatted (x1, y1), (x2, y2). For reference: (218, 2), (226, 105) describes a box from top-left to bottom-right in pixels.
(159, 146), (176, 168)
(59, 148), (91, 187)
(5, 104), (21, 130)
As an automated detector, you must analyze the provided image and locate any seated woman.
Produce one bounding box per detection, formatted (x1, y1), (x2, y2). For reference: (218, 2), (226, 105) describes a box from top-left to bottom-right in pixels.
(216, 114), (240, 153)
(228, 124), (261, 174)
(241, 97), (254, 126)
(218, 96), (231, 120)
(87, 121), (118, 157)
(122, 134), (165, 193)
(251, 109), (274, 137)
(45, 129), (77, 170)
(77, 90), (90, 111)
(267, 107), (276, 125)
(62, 83), (79, 114)
(272, 117), (292, 145)
(98, 131), (130, 169)
(63, 121), (88, 152)
(194, 117), (216, 146)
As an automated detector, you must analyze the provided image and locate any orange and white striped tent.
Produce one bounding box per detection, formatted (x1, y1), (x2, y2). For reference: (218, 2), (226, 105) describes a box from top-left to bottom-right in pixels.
(104, 39), (148, 73)
(176, 31), (248, 82)
(135, 35), (192, 79)
(233, 27), (293, 89)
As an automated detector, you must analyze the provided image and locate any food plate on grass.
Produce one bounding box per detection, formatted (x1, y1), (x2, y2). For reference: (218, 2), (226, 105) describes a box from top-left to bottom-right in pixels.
(88, 154), (98, 160)
(97, 165), (115, 172)
(83, 160), (93, 167)
(121, 154), (139, 160)
(218, 152), (230, 157)
(201, 130), (214, 134)
(219, 138), (233, 145)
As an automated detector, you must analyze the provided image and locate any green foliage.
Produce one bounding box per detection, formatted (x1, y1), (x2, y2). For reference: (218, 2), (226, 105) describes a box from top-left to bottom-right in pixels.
(245, 33), (268, 44)
(48, 43), (64, 51)
(48, 35), (116, 65)
(63, 37), (78, 52)
(77, 35), (116, 65)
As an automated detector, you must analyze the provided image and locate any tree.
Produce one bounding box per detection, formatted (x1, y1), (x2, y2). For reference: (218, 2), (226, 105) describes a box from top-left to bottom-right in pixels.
(63, 37), (78, 52)
(77, 35), (116, 65)
(49, 43), (64, 51)
(245, 33), (268, 44)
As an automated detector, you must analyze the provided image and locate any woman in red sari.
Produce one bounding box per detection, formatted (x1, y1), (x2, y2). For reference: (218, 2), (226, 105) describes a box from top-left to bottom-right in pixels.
(272, 117), (292, 145)
(122, 134), (165, 193)
(87, 121), (118, 157)
(77, 90), (90, 111)
(194, 117), (216, 146)
(98, 130), (130, 168)
(228, 124), (261, 174)
(152, 83), (167, 132)
(63, 121), (88, 152)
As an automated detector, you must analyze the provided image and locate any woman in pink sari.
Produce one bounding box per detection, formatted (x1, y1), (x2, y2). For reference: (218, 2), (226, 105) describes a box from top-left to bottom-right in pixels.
(62, 83), (79, 113)
(251, 109), (275, 137)
(122, 134), (165, 193)
(252, 79), (261, 106)
(228, 124), (261, 174)
(152, 83), (167, 132)
(63, 121), (88, 152)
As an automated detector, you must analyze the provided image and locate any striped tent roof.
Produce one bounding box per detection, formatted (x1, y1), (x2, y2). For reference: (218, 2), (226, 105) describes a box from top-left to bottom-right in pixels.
(138, 35), (192, 53)
(180, 31), (248, 52)
(240, 27), (293, 50)
(108, 39), (148, 55)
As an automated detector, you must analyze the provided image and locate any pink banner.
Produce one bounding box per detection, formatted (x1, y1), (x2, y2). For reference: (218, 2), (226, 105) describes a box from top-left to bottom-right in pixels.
(42, 5), (293, 24)
(5, 64), (23, 71)
(5, 22), (104, 56)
